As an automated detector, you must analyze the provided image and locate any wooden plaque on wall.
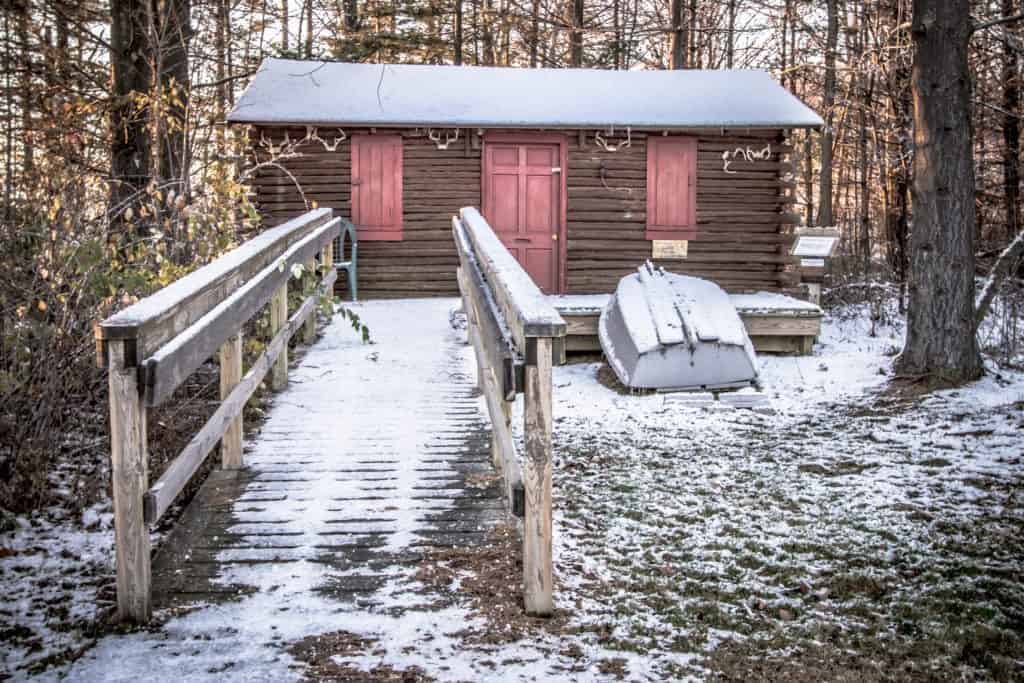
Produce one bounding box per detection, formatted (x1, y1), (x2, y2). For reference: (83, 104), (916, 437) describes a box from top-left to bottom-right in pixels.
(652, 240), (689, 259)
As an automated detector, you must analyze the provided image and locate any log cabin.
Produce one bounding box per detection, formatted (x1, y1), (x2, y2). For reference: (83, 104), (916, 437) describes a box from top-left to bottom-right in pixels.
(228, 59), (822, 299)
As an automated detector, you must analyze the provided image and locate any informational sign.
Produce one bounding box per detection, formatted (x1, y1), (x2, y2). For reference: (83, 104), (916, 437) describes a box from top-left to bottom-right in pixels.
(792, 235), (839, 258)
(652, 240), (688, 259)
(801, 257), (826, 268)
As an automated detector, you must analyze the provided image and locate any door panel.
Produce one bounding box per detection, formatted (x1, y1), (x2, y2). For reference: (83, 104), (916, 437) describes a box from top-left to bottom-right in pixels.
(483, 142), (561, 293)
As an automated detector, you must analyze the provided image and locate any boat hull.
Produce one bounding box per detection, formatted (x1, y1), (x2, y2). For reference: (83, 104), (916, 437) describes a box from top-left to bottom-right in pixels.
(598, 267), (759, 391)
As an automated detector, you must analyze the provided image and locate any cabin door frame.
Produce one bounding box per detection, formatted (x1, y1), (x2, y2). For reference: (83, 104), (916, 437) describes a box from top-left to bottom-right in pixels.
(481, 132), (568, 295)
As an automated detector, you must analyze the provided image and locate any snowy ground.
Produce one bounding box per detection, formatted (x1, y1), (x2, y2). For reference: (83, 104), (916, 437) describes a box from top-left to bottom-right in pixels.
(2, 296), (1022, 680)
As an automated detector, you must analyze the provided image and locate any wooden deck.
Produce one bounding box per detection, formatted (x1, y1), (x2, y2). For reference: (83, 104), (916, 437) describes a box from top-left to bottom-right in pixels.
(551, 292), (822, 356)
(150, 299), (506, 611)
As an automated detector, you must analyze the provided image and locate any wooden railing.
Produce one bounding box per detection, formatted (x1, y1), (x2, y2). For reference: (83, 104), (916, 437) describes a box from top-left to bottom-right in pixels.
(95, 209), (342, 622)
(452, 207), (566, 616)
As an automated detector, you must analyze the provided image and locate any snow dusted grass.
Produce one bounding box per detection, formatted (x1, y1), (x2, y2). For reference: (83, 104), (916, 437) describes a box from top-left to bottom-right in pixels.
(0, 502), (115, 677)
(547, 302), (1024, 679)
(2, 296), (1022, 680)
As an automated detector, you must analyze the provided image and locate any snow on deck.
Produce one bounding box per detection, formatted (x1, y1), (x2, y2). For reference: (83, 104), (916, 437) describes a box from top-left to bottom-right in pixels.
(68, 299), (521, 681)
(550, 291), (823, 318)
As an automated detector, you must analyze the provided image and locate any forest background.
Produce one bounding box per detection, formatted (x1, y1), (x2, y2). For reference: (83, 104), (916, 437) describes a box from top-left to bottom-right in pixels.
(0, 0), (1021, 515)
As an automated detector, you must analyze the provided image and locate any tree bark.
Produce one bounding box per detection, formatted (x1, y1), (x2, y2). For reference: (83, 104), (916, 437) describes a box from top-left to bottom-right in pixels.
(109, 0), (153, 221)
(726, 0), (735, 68)
(153, 0), (191, 192)
(669, 0), (685, 69)
(1001, 0), (1020, 241)
(455, 0), (463, 64)
(818, 0), (838, 226)
(896, 0), (983, 383)
(17, 0), (32, 176)
(570, 0), (584, 67)
(280, 0), (289, 51)
(303, 0), (313, 58)
(687, 0), (697, 68)
(344, 0), (359, 32)
(481, 0), (495, 65)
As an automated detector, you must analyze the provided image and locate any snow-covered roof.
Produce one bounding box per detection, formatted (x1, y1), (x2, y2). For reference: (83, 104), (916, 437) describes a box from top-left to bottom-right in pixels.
(228, 59), (823, 130)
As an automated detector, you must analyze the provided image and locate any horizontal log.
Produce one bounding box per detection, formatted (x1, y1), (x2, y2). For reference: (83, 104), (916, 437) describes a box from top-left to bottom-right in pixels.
(567, 240), (782, 253)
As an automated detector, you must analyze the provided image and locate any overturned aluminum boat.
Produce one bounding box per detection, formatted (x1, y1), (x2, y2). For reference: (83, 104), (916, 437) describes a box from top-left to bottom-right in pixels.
(598, 263), (759, 390)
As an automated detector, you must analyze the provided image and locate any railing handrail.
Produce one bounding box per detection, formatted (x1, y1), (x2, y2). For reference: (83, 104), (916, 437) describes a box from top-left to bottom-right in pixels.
(96, 207), (335, 367)
(100, 209), (340, 624)
(458, 207), (566, 344)
(138, 218), (341, 407)
(452, 208), (558, 617)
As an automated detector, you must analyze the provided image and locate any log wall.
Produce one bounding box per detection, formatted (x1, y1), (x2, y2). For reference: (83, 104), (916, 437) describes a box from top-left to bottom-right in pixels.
(251, 126), (796, 297)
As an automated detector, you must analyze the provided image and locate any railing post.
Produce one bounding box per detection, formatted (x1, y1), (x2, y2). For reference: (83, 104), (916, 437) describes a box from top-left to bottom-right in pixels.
(270, 282), (288, 390)
(107, 340), (152, 623)
(523, 336), (553, 616)
(302, 257), (317, 344)
(220, 333), (244, 469)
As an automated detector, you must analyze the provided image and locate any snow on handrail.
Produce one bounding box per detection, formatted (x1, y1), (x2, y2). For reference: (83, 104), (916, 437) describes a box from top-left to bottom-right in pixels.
(457, 207), (566, 342)
(97, 208), (335, 366)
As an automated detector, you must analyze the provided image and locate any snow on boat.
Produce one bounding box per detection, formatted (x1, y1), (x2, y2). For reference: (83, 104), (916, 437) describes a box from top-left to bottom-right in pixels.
(598, 263), (759, 390)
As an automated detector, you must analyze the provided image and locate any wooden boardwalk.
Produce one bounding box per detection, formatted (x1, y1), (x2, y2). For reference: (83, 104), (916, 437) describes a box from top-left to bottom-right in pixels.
(150, 298), (506, 611)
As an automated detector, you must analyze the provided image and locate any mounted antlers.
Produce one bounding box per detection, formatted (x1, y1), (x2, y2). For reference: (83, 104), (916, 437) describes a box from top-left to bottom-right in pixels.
(594, 126), (632, 152)
(306, 126), (348, 152)
(722, 143), (772, 174)
(427, 128), (460, 150)
(259, 127), (348, 156)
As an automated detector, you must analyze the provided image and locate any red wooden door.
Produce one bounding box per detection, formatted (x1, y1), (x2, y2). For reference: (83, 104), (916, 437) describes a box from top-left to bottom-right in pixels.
(483, 143), (561, 293)
(351, 135), (403, 241)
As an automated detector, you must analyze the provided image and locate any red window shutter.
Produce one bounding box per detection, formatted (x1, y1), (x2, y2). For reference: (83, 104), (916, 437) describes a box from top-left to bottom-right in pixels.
(352, 135), (403, 241)
(646, 136), (697, 240)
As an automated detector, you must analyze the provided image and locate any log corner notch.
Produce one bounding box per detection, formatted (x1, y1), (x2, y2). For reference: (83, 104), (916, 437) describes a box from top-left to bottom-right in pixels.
(453, 206), (566, 617)
(95, 209), (341, 623)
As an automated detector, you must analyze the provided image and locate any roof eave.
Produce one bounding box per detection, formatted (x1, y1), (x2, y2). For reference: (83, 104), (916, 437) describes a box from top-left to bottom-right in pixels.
(226, 115), (824, 130)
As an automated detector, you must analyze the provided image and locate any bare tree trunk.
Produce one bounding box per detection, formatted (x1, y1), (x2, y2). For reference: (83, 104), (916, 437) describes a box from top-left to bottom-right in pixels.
(897, 0), (983, 383)
(669, 0), (685, 69)
(216, 0), (227, 126)
(481, 0), (495, 65)
(17, 0), (32, 176)
(859, 86), (872, 275)
(153, 0), (191, 193)
(4, 8), (14, 221)
(610, 0), (618, 68)
(528, 0), (539, 66)
(818, 0), (838, 226)
(303, 0), (313, 58)
(1001, 0), (1020, 240)
(344, 0), (359, 32)
(726, 0), (735, 68)
(570, 0), (583, 66)
(687, 0), (697, 68)
(280, 0), (289, 51)
(455, 0), (463, 64)
(109, 0), (152, 222)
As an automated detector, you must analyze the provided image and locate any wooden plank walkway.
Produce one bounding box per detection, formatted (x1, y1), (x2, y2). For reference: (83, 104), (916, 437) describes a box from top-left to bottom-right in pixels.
(150, 298), (506, 611)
